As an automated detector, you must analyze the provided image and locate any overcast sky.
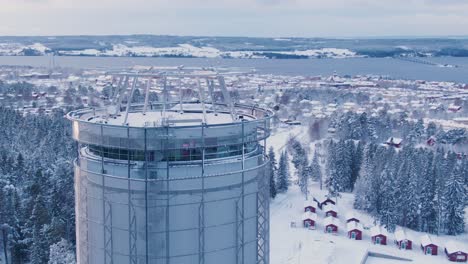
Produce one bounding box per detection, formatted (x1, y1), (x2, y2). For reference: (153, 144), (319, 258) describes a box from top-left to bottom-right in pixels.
(0, 0), (467, 37)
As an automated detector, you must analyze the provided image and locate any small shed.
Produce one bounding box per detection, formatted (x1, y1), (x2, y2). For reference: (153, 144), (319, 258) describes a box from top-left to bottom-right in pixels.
(394, 229), (412, 250)
(421, 234), (438, 256)
(323, 204), (338, 218)
(303, 201), (316, 213)
(386, 137), (403, 148)
(370, 226), (388, 245)
(426, 136), (436, 146)
(313, 195), (336, 210)
(347, 221), (363, 240)
(445, 241), (467, 262)
(302, 212), (317, 229)
(448, 104), (462, 113)
(324, 216), (339, 234)
(345, 212), (360, 223)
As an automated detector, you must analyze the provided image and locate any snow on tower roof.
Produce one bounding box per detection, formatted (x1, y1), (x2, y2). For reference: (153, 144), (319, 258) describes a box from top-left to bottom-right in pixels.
(302, 212), (317, 221)
(445, 241), (467, 254)
(346, 221), (363, 232)
(94, 111), (245, 127)
(324, 216), (339, 226)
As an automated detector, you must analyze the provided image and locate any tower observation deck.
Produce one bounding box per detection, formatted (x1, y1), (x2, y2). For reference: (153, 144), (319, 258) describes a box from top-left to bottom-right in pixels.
(67, 68), (273, 264)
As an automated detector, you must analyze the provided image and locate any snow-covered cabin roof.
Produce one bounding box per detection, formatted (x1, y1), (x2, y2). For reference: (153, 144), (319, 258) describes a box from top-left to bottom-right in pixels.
(346, 221), (363, 232)
(386, 137), (403, 145)
(345, 212), (358, 221)
(323, 204), (337, 213)
(448, 104), (462, 111)
(370, 226), (388, 237)
(420, 234), (437, 247)
(303, 201), (316, 208)
(394, 229), (409, 242)
(445, 241), (467, 254)
(302, 212), (317, 221)
(313, 195), (330, 203)
(324, 216), (339, 227)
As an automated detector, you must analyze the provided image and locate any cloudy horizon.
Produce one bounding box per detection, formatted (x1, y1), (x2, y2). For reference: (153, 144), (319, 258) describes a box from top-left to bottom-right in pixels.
(0, 0), (468, 37)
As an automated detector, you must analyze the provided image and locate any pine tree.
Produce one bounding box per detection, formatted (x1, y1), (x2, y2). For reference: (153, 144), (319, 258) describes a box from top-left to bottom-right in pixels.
(311, 150), (322, 189)
(350, 141), (364, 190)
(48, 239), (76, 264)
(444, 164), (466, 235)
(378, 161), (400, 232)
(298, 164), (312, 200)
(268, 147), (277, 199)
(276, 151), (290, 193)
(30, 195), (50, 264)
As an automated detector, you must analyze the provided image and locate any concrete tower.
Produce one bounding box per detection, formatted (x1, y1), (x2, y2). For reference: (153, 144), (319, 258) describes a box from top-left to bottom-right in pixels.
(68, 68), (272, 264)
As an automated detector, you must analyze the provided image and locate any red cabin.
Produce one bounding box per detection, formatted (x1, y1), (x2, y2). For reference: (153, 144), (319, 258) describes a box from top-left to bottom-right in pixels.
(303, 201), (316, 213)
(421, 235), (438, 256)
(395, 229), (412, 250)
(347, 221), (363, 240)
(370, 226), (388, 245)
(323, 204), (338, 218)
(324, 216), (339, 234)
(302, 212), (317, 229)
(445, 241), (467, 262)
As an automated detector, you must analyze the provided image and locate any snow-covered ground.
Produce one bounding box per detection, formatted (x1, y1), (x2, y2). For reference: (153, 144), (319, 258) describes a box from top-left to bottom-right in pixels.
(268, 127), (468, 264)
(0, 42), (360, 59)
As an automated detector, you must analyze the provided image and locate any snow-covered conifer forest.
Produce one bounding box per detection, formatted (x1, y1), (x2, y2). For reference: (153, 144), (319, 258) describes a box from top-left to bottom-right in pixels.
(0, 66), (467, 263)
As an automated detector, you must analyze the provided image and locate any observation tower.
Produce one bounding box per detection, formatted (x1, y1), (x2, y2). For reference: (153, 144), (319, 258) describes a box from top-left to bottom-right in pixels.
(67, 67), (273, 264)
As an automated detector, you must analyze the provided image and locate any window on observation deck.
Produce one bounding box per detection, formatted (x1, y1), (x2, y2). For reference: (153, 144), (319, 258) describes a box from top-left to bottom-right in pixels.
(87, 142), (258, 162)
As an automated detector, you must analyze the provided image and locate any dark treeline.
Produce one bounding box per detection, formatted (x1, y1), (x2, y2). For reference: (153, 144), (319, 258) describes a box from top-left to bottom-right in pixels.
(0, 107), (76, 263)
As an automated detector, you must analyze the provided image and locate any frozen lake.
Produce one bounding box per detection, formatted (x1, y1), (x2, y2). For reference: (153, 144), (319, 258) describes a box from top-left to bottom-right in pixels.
(1, 56), (468, 83)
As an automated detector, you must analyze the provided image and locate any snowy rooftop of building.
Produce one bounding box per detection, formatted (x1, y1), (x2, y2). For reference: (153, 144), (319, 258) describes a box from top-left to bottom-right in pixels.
(323, 204), (337, 212)
(394, 229), (409, 241)
(303, 200), (316, 208)
(345, 212), (359, 220)
(324, 216), (339, 226)
(445, 241), (467, 254)
(370, 226), (389, 237)
(302, 212), (317, 221)
(346, 221), (363, 232)
(90, 110), (251, 127)
(420, 234), (437, 247)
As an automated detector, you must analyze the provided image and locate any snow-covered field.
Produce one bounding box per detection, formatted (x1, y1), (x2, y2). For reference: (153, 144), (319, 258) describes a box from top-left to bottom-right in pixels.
(0, 42), (359, 59)
(268, 127), (468, 264)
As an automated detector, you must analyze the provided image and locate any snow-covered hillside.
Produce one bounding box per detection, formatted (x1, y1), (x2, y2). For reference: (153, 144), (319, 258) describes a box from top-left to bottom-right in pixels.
(268, 126), (468, 264)
(0, 42), (359, 59)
